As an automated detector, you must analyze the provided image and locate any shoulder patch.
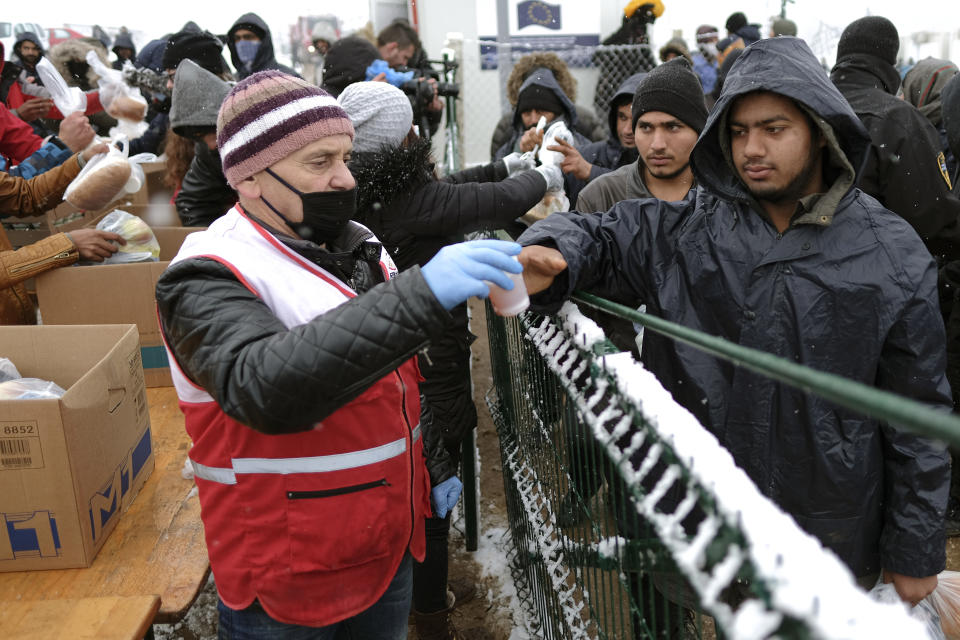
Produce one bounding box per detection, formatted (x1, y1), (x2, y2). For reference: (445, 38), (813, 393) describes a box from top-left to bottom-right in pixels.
(939, 151), (953, 190)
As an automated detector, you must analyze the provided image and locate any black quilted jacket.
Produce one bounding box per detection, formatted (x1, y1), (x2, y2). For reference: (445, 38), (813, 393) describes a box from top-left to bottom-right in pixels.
(156, 214), (456, 484)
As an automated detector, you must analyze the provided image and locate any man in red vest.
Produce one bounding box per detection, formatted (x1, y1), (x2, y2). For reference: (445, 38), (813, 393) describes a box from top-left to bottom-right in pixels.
(156, 70), (524, 637)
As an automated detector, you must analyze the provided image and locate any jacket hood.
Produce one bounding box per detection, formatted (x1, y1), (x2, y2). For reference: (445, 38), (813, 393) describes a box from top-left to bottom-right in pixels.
(607, 72), (646, 139)
(942, 73), (960, 162)
(735, 24), (762, 45)
(48, 38), (110, 89)
(112, 32), (137, 57)
(902, 57), (958, 128)
(227, 13), (277, 74)
(506, 52), (577, 106)
(831, 52), (902, 96)
(692, 37), (871, 208)
(512, 67), (578, 129)
(14, 32), (44, 59)
(350, 137), (435, 223)
(170, 58), (232, 133)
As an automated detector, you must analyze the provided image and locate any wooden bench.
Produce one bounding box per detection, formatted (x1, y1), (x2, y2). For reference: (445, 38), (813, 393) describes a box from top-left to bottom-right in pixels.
(0, 595), (160, 639)
(0, 387), (208, 627)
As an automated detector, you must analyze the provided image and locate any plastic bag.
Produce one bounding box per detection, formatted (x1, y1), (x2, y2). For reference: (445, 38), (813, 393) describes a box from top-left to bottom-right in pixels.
(538, 119), (574, 167)
(0, 358), (22, 383)
(35, 57), (86, 116)
(85, 51), (148, 139)
(929, 571), (960, 639)
(520, 118), (571, 225)
(520, 190), (570, 226)
(95, 210), (160, 264)
(64, 137), (157, 210)
(869, 580), (946, 640)
(0, 378), (66, 400)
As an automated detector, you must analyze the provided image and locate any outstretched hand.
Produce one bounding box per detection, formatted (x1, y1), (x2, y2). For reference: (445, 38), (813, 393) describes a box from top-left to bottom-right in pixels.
(518, 245), (567, 295)
(547, 138), (592, 180)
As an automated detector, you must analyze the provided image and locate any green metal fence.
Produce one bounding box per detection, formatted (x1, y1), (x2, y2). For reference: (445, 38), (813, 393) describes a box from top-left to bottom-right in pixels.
(483, 296), (943, 639)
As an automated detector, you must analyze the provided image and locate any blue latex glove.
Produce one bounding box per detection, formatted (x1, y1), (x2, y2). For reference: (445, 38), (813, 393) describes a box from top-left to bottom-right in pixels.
(365, 59), (415, 88)
(431, 476), (463, 519)
(421, 239), (523, 310)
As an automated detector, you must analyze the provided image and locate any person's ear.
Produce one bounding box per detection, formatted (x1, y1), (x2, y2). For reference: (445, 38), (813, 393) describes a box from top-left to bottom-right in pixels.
(235, 173), (261, 199)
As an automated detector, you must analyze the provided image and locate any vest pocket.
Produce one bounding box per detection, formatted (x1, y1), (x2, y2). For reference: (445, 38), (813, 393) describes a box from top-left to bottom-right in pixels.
(284, 472), (396, 572)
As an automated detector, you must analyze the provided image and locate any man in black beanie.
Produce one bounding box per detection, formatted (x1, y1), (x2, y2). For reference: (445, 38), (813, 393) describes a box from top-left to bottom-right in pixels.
(320, 37), (379, 98)
(163, 31), (228, 82)
(577, 58), (705, 212)
(831, 16), (960, 262)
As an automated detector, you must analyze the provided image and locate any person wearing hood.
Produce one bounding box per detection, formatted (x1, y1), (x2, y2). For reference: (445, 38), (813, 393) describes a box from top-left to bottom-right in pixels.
(831, 17), (960, 262)
(903, 57), (959, 183)
(319, 36), (379, 98)
(170, 59), (236, 226)
(490, 52), (606, 160)
(0, 32), (51, 129)
(518, 36), (950, 606)
(111, 31), (137, 71)
(156, 70), (524, 637)
(306, 21), (338, 86)
(548, 72), (645, 205)
(340, 80), (559, 639)
(577, 58), (704, 213)
(227, 13), (299, 80)
(493, 67), (592, 165)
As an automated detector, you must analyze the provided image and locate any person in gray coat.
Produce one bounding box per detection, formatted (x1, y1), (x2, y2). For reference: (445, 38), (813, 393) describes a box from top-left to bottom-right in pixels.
(519, 36), (950, 605)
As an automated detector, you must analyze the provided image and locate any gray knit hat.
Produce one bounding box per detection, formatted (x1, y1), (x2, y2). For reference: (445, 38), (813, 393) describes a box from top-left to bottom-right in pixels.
(171, 59), (232, 135)
(632, 57), (708, 133)
(338, 81), (413, 153)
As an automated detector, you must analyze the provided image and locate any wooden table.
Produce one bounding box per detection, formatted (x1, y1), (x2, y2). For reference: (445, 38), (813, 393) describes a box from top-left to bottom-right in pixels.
(0, 595), (160, 639)
(0, 387), (208, 626)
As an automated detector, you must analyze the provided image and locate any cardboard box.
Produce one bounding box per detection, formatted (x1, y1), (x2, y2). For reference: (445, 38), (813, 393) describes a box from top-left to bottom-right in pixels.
(0, 324), (153, 571)
(2, 202), (103, 250)
(35, 228), (199, 387)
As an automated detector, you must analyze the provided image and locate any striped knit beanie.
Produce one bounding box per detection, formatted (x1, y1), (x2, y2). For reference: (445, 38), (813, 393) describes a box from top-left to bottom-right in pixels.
(217, 70), (354, 187)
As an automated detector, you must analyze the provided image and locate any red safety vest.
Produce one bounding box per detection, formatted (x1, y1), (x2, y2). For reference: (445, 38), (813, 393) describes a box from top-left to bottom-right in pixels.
(163, 207), (431, 627)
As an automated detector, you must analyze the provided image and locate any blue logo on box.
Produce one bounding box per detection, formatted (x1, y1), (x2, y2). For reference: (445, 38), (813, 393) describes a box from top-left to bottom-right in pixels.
(0, 511), (61, 559)
(88, 427), (152, 542)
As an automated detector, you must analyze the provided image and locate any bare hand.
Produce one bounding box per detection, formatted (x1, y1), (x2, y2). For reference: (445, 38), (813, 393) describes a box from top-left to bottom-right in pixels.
(58, 112), (96, 153)
(371, 72), (387, 83)
(882, 569), (938, 606)
(520, 127), (544, 153)
(80, 143), (109, 164)
(518, 245), (567, 295)
(68, 229), (126, 262)
(15, 98), (53, 122)
(547, 138), (592, 180)
(426, 78), (443, 112)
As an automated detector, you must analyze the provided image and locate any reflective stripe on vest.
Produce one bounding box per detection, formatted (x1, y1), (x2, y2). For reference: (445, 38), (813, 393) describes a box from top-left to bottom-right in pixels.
(192, 423), (422, 485)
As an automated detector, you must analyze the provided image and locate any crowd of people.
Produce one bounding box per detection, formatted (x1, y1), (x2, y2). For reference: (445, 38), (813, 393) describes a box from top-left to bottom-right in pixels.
(2, 3), (960, 639)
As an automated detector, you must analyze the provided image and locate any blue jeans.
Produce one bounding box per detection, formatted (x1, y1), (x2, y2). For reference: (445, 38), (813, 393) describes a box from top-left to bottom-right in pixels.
(217, 553), (412, 639)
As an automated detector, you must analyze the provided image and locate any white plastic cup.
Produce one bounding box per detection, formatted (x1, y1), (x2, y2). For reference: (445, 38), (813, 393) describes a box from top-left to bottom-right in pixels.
(487, 270), (529, 317)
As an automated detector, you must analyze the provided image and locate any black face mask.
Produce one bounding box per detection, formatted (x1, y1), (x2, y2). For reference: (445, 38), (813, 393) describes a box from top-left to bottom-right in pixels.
(261, 168), (356, 245)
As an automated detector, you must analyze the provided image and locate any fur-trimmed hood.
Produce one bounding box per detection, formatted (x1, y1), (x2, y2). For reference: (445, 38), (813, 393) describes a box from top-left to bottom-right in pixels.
(48, 38), (110, 90)
(506, 52), (577, 106)
(350, 137), (435, 222)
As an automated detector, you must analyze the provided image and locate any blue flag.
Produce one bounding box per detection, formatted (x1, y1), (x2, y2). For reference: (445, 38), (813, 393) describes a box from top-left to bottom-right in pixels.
(517, 1), (562, 31)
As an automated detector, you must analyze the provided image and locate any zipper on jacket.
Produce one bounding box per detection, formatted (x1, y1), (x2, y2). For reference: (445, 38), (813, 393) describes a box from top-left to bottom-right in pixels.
(286, 478), (389, 500)
(395, 369), (417, 549)
(8, 251), (73, 276)
(418, 347), (434, 366)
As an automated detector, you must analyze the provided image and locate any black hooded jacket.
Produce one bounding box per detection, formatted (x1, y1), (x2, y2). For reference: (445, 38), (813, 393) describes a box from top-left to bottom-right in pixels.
(111, 32), (137, 70)
(350, 138), (547, 449)
(227, 13), (298, 80)
(519, 37), (950, 579)
(831, 53), (960, 260)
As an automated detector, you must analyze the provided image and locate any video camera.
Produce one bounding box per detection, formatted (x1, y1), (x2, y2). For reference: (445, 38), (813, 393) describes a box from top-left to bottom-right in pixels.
(397, 59), (460, 141)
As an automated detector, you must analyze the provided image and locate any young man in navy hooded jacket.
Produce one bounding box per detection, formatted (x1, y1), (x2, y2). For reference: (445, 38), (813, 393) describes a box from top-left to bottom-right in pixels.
(519, 36), (950, 605)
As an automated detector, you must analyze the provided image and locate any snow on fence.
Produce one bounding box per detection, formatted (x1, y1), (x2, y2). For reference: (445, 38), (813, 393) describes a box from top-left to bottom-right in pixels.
(484, 300), (930, 639)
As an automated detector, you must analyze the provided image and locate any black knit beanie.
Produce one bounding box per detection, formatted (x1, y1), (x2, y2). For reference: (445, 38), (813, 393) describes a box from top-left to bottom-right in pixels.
(726, 12), (748, 34)
(632, 57), (707, 133)
(320, 37), (379, 98)
(162, 31), (225, 75)
(837, 16), (899, 66)
(516, 84), (565, 118)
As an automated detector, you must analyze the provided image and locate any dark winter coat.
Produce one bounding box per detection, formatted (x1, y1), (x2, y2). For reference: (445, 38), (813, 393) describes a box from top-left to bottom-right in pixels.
(519, 36), (950, 580)
(111, 32), (137, 70)
(493, 68), (592, 163)
(944, 74), (960, 193)
(489, 105), (607, 161)
(319, 37), (378, 98)
(565, 73), (644, 204)
(351, 138), (546, 451)
(226, 13), (298, 80)
(176, 143), (236, 226)
(156, 214), (455, 483)
(831, 53), (960, 260)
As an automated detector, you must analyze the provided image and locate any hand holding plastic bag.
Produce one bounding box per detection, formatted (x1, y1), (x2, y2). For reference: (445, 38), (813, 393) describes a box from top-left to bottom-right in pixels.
(94, 210), (160, 264)
(35, 57), (86, 116)
(928, 571), (960, 639)
(870, 580), (946, 640)
(538, 120), (574, 167)
(85, 51), (148, 139)
(64, 137), (157, 210)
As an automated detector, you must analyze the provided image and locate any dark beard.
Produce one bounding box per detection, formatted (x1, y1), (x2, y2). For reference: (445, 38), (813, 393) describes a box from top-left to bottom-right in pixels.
(644, 160), (690, 181)
(748, 146), (821, 204)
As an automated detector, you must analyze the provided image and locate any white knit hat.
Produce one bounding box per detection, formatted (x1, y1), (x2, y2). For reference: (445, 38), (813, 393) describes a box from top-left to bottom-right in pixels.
(337, 81), (413, 153)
